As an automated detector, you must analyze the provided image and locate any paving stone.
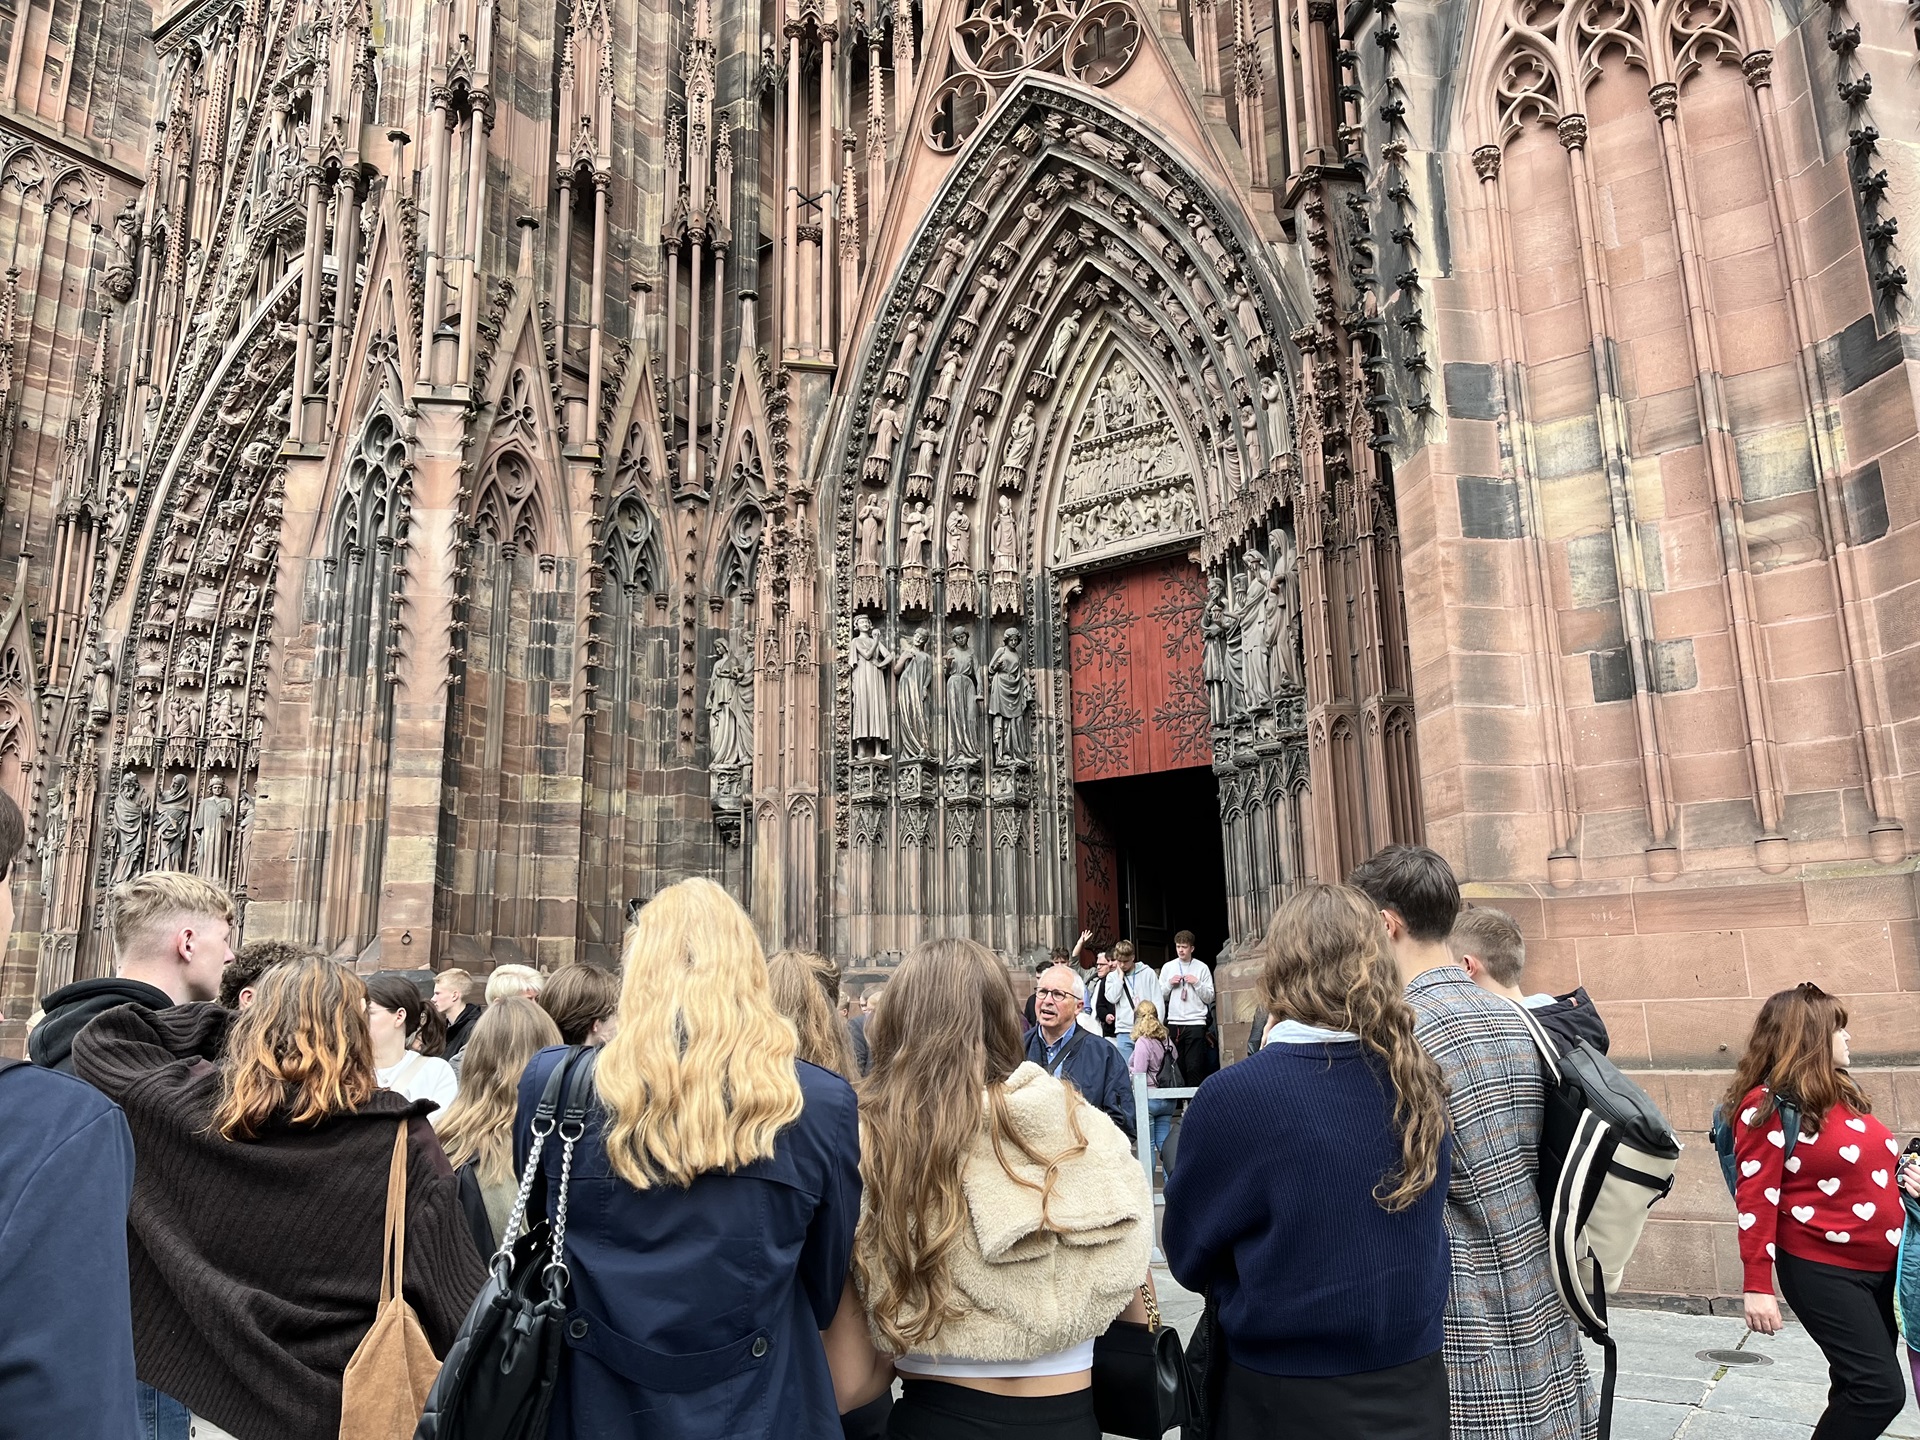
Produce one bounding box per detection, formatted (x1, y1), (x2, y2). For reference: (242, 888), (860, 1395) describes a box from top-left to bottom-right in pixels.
(1141, 1274), (1920, 1440)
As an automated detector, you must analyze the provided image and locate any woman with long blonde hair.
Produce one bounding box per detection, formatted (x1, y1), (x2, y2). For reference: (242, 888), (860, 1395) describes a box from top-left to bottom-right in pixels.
(1725, 983), (1917, 1439)
(511, 877), (863, 1439)
(438, 997), (561, 1252)
(838, 937), (1152, 1440)
(1162, 885), (1452, 1440)
(768, 949), (859, 1079)
(71, 955), (484, 1440)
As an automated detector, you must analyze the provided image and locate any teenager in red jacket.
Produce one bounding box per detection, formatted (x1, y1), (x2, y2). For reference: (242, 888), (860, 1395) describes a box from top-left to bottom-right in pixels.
(1728, 983), (1916, 1440)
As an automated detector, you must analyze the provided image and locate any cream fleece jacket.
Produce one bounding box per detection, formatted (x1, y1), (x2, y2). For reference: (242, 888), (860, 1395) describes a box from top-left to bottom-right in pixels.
(866, 1061), (1154, 1362)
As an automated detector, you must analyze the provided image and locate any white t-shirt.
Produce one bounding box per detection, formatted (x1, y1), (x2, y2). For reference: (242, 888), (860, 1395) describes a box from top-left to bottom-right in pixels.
(377, 1051), (460, 1127)
(895, 1339), (1096, 1380)
(1156, 958), (1215, 1025)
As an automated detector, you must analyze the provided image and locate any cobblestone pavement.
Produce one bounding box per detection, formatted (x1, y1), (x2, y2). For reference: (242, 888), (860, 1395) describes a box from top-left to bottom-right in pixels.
(1143, 1267), (1920, 1440)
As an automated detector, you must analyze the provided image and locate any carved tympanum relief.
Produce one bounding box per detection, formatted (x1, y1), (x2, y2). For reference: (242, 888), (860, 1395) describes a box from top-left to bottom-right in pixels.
(1053, 354), (1201, 565)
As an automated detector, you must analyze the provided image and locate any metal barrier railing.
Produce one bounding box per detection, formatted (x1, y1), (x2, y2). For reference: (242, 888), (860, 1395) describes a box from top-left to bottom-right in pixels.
(1132, 1072), (1198, 1263)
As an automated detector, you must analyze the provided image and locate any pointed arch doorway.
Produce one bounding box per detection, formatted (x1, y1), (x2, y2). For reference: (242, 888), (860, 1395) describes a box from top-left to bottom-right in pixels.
(1068, 554), (1228, 972)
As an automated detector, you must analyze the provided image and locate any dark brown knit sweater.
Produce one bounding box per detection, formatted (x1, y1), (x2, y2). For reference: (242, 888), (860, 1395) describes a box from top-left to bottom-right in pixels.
(72, 1002), (487, 1440)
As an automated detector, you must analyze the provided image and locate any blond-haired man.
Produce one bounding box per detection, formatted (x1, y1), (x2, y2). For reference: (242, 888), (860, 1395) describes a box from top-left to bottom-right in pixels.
(432, 967), (479, 1058)
(1448, 905), (1609, 1055)
(484, 963), (542, 1005)
(30, 871), (235, 1073)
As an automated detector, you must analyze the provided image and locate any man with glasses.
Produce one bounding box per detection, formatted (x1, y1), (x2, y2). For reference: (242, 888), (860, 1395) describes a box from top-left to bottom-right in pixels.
(1023, 965), (1135, 1140)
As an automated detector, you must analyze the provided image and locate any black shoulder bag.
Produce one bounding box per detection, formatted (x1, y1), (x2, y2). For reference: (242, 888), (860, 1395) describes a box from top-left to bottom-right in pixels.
(1092, 1285), (1194, 1439)
(414, 1046), (598, 1440)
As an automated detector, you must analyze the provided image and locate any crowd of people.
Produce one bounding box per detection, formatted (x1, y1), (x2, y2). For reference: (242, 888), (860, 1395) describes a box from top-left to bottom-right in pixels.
(2, 796), (1918, 1440)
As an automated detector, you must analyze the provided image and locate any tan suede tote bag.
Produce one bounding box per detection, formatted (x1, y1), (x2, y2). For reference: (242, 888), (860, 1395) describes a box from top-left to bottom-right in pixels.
(340, 1120), (442, 1440)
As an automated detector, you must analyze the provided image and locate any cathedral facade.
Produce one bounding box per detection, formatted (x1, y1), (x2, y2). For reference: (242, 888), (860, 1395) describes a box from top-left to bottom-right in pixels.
(0, 0), (1916, 1295)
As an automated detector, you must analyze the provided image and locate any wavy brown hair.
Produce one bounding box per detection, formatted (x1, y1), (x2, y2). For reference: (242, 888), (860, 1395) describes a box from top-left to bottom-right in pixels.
(854, 938), (1090, 1354)
(595, 878), (805, 1190)
(767, 950), (858, 1080)
(212, 956), (378, 1140)
(1260, 884), (1450, 1211)
(1722, 983), (1870, 1137)
(440, 998), (563, 1186)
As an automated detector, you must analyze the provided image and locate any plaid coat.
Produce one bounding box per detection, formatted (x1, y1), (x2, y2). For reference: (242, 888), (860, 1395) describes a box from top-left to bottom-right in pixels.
(1408, 968), (1596, 1440)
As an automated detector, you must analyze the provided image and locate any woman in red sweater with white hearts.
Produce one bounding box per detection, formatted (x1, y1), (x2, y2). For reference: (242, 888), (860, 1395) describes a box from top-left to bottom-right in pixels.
(1728, 983), (1920, 1440)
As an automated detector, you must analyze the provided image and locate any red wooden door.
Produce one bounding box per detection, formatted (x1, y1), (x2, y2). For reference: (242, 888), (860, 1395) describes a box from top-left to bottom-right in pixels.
(1067, 557), (1210, 782)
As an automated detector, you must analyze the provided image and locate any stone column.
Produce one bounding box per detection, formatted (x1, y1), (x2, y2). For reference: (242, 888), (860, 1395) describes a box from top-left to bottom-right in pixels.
(1557, 112), (1676, 870)
(1473, 141), (1577, 878)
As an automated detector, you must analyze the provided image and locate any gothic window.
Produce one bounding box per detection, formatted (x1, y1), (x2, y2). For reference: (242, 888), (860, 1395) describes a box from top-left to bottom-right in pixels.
(603, 492), (664, 596)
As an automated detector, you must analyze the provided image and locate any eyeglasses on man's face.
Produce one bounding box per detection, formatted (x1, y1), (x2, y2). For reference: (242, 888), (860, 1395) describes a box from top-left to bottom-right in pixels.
(1035, 987), (1077, 1004)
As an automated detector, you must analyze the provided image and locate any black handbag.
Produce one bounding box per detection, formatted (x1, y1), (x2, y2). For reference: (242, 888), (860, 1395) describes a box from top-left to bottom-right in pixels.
(1092, 1285), (1194, 1440)
(414, 1046), (598, 1440)
(1180, 1286), (1225, 1440)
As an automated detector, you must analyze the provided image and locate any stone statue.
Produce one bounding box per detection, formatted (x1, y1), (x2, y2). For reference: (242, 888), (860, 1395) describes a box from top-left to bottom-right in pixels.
(109, 772), (151, 885)
(706, 635), (752, 770)
(986, 496), (1018, 580)
(1236, 549), (1275, 708)
(154, 773), (192, 871)
(958, 416), (990, 477)
(1268, 533), (1302, 691)
(1040, 310), (1082, 378)
(1064, 124), (1130, 167)
(127, 689), (159, 768)
(867, 399), (904, 478)
(885, 312), (928, 394)
(163, 693), (202, 770)
(987, 628), (1034, 767)
(945, 505), (972, 568)
(857, 494), (886, 570)
(983, 337), (1017, 391)
(1003, 403), (1037, 476)
(1203, 573), (1242, 726)
(86, 639), (114, 722)
(924, 232), (970, 295)
(945, 627), (983, 762)
(206, 687), (245, 768)
(900, 501), (931, 570)
(192, 776), (235, 882)
(892, 627), (936, 761)
(849, 615), (893, 759)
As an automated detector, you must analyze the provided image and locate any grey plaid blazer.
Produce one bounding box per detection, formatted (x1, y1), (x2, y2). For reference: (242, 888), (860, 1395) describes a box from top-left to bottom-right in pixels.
(1408, 967), (1596, 1440)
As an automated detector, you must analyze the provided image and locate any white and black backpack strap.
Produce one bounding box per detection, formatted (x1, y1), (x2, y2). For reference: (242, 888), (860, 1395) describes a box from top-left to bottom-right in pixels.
(1507, 997), (1564, 1084)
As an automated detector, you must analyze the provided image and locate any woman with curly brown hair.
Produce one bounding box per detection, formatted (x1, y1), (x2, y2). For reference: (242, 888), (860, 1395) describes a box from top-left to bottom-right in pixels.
(70, 955), (484, 1440)
(1726, 983), (1918, 1440)
(1163, 884), (1453, 1440)
(832, 937), (1153, 1440)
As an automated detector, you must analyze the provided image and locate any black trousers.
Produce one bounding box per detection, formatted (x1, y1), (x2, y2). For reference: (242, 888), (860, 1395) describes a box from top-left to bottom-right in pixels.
(1217, 1351), (1448, 1440)
(1775, 1250), (1905, 1440)
(1167, 1022), (1218, 1084)
(888, 1380), (1100, 1440)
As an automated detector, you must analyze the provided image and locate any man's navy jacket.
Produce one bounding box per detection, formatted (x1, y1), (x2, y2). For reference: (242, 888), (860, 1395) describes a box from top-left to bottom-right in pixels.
(1023, 1023), (1136, 1143)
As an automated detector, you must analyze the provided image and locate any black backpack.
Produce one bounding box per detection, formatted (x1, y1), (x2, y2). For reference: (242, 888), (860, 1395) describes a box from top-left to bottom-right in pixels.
(1151, 1035), (1183, 1090)
(1710, 1096), (1801, 1195)
(1510, 1003), (1679, 1440)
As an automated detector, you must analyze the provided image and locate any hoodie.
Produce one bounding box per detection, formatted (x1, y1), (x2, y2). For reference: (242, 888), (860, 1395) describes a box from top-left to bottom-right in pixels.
(1521, 985), (1611, 1055)
(28, 977), (177, 1072)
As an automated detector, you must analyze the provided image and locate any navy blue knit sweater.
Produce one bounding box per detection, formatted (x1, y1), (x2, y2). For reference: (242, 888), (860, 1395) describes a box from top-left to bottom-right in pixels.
(1162, 1037), (1452, 1377)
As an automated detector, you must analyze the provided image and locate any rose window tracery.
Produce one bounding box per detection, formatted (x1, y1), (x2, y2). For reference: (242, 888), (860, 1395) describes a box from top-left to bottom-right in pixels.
(925, 0), (1145, 151)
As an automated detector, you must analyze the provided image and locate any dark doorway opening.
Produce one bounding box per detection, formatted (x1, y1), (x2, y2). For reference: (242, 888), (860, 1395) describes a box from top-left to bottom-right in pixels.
(1075, 765), (1229, 972)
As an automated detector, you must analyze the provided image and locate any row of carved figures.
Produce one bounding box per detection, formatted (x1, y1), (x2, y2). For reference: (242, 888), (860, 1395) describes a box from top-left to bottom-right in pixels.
(849, 620), (1033, 769)
(1203, 536), (1303, 727)
(106, 770), (243, 886)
